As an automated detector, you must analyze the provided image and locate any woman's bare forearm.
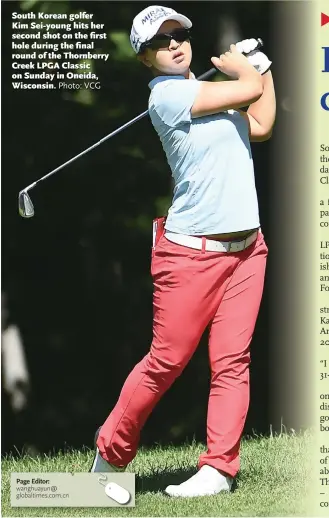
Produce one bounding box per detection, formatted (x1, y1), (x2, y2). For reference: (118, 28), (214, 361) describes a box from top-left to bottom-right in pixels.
(245, 71), (276, 140)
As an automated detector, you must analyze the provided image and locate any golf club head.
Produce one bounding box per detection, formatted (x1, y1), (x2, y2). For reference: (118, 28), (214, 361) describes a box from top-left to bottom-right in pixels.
(18, 190), (34, 218)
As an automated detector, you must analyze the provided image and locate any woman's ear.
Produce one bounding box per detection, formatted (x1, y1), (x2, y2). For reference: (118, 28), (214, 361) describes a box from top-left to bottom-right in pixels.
(137, 51), (153, 68)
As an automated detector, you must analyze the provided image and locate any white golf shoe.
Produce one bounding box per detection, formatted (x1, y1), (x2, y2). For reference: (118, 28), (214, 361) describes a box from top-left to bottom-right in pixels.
(90, 447), (125, 472)
(164, 465), (233, 497)
(90, 427), (125, 473)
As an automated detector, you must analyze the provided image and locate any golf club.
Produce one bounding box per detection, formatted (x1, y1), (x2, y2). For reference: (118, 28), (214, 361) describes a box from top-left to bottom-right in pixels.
(18, 38), (263, 218)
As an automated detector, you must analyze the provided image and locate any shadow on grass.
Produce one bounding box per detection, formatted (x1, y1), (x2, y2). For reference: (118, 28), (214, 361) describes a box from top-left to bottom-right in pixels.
(135, 469), (238, 494)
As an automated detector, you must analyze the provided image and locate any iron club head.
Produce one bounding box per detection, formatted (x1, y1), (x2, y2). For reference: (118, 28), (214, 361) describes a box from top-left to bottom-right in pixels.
(18, 190), (35, 218)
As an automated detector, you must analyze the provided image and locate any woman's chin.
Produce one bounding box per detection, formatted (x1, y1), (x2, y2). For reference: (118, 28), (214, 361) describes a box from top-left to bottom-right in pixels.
(160, 61), (190, 76)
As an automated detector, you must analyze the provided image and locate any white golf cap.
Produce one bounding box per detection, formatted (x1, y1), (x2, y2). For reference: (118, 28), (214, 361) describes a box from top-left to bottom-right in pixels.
(130, 5), (192, 54)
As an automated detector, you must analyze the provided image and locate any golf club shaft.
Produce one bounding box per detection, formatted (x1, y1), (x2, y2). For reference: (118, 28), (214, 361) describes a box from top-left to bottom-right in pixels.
(21, 38), (263, 193)
(196, 68), (217, 81)
(22, 109), (151, 192)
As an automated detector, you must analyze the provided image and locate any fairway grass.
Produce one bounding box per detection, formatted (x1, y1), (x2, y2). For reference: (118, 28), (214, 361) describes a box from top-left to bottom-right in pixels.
(2, 430), (314, 517)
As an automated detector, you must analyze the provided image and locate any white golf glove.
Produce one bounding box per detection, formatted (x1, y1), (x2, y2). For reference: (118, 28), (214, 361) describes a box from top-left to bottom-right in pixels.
(236, 38), (272, 75)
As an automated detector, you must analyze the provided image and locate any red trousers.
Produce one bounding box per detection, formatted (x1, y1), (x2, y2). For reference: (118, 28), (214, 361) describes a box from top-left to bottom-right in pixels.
(97, 226), (268, 477)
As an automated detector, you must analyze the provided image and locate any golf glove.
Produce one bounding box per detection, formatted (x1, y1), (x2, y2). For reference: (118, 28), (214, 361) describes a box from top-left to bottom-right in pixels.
(236, 38), (272, 75)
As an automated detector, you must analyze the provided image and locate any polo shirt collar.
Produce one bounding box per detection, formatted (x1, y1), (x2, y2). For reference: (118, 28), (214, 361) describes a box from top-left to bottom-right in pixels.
(148, 75), (186, 90)
(148, 72), (196, 90)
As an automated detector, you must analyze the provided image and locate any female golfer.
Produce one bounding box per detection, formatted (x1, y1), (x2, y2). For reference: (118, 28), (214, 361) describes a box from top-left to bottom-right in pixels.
(91, 5), (276, 497)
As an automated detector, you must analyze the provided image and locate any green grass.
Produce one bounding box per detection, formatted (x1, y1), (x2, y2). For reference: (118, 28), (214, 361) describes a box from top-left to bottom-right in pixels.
(2, 430), (314, 517)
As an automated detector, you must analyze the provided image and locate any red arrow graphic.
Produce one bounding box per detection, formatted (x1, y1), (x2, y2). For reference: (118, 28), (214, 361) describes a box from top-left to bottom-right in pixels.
(321, 12), (329, 26)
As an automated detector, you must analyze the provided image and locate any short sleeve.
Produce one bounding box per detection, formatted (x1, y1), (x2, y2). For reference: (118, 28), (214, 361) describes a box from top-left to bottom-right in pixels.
(150, 79), (201, 128)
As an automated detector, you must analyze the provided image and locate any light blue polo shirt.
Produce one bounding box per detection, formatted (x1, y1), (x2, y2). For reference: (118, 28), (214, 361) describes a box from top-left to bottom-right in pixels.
(148, 75), (260, 235)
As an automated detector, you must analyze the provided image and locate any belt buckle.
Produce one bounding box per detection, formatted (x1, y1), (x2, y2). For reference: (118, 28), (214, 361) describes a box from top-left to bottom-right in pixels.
(228, 238), (246, 253)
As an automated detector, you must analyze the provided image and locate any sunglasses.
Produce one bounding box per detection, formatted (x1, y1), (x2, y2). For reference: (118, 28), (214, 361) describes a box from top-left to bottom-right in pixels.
(140, 28), (191, 53)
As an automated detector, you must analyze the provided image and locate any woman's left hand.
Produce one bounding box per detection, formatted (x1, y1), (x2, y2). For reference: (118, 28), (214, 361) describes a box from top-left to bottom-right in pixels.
(236, 38), (272, 75)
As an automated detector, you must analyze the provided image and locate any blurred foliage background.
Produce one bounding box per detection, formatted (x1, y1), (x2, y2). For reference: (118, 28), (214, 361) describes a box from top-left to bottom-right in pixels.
(2, 0), (291, 456)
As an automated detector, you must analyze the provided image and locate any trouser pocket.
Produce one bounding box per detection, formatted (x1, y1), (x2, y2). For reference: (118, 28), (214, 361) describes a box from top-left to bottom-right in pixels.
(152, 217), (166, 256)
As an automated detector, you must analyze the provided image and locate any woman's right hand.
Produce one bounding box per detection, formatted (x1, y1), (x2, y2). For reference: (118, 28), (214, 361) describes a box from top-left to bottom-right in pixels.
(211, 45), (258, 79)
(191, 44), (263, 118)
